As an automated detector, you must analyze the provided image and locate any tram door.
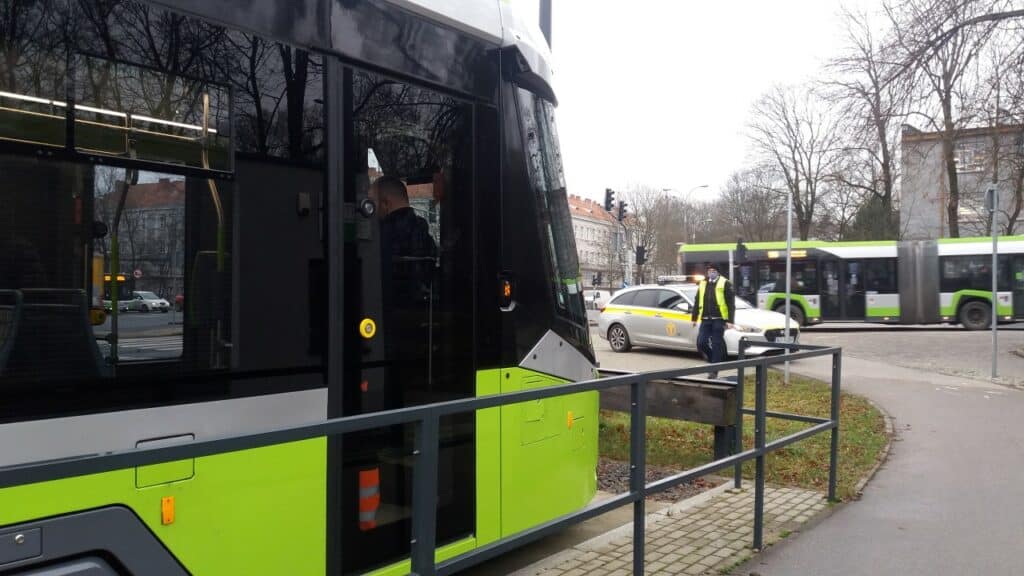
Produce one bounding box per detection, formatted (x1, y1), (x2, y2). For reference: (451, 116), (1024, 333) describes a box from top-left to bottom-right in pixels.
(843, 260), (867, 319)
(821, 259), (842, 319)
(1013, 256), (1024, 318)
(340, 70), (476, 575)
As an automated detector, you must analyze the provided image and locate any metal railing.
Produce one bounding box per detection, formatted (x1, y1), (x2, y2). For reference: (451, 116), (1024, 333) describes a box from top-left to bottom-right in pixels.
(0, 342), (841, 576)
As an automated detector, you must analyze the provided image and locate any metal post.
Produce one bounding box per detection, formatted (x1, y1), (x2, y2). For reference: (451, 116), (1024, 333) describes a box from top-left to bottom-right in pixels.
(784, 188), (793, 384)
(728, 249), (734, 282)
(990, 185), (999, 379)
(630, 380), (647, 575)
(539, 0), (552, 47)
(828, 352), (841, 502)
(734, 341), (746, 489)
(410, 415), (440, 576)
(753, 362), (768, 550)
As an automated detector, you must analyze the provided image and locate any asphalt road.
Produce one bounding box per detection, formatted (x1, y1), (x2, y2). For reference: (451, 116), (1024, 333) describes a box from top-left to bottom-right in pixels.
(734, 352), (1024, 575)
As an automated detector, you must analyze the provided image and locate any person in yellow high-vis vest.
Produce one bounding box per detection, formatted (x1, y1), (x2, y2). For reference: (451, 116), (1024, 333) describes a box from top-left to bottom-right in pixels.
(690, 263), (735, 377)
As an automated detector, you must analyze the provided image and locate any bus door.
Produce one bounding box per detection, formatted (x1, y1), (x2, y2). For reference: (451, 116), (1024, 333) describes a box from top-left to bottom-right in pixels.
(1013, 256), (1024, 318)
(340, 70), (476, 575)
(821, 259), (842, 319)
(843, 260), (867, 319)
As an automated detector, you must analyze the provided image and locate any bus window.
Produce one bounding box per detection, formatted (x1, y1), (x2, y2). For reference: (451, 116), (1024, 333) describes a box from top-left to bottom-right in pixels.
(940, 255), (1012, 292)
(863, 259), (898, 293)
(759, 260), (819, 295)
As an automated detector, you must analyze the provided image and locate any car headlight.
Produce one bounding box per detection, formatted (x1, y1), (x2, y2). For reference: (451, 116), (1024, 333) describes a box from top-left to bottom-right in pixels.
(732, 324), (761, 333)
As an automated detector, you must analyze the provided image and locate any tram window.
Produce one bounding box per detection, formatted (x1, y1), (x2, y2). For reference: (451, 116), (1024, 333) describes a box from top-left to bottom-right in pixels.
(0, 1), (68, 148)
(518, 89), (586, 326)
(863, 259), (897, 293)
(0, 0), (327, 420)
(90, 168), (188, 364)
(75, 55), (231, 170)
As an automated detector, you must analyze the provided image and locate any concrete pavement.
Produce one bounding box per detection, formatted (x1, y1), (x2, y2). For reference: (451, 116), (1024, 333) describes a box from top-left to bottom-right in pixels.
(734, 354), (1024, 575)
(515, 486), (827, 576)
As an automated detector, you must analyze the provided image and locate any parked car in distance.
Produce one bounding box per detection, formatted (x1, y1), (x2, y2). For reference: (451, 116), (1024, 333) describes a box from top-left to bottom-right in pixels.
(583, 289), (611, 310)
(127, 291), (171, 313)
(597, 283), (799, 357)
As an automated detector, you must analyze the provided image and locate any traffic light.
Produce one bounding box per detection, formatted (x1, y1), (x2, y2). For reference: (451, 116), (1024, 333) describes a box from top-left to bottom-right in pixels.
(604, 188), (615, 212)
(635, 245), (646, 265)
(617, 201), (628, 222)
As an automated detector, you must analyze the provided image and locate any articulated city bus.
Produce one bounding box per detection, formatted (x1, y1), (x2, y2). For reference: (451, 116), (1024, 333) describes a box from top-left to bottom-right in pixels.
(0, 1), (598, 574)
(681, 238), (1024, 329)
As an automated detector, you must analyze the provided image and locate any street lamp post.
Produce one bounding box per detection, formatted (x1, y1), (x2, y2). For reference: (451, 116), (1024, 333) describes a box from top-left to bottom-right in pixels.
(784, 188), (793, 385)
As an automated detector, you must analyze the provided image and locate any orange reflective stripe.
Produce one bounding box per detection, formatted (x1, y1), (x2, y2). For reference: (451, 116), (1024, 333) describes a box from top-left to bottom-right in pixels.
(358, 494), (380, 512)
(358, 468), (381, 532)
(359, 468), (379, 487)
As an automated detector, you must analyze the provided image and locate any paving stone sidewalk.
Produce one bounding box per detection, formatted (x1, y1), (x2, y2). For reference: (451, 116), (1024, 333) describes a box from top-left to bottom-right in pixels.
(519, 485), (827, 576)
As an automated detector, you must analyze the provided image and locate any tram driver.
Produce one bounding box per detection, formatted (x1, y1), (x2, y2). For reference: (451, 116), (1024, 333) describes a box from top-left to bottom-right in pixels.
(369, 175), (437, 403)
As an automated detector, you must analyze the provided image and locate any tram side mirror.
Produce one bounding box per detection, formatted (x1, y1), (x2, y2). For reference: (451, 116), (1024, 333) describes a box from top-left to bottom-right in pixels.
(92, 221), (109, 239)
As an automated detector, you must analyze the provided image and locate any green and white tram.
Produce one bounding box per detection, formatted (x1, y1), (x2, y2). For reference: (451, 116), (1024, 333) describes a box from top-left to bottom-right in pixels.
(681, 238), (1024, 329)
(0, 1), (598, 574)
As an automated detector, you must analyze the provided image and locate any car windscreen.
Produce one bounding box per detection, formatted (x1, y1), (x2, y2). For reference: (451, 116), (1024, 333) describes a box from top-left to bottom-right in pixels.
(137, 292), (159, 299)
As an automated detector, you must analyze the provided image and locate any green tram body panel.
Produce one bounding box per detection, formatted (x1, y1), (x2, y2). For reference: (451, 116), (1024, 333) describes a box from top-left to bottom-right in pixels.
(0, 368), (597, 575)
(0, 439), (328, 574)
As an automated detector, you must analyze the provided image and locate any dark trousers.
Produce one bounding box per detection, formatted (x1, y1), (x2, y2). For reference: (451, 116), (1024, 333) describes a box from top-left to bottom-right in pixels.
(697, 318), (727, 365)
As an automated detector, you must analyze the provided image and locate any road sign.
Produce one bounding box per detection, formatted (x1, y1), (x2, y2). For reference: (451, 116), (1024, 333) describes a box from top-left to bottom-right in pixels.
(133, 269), (143, 279)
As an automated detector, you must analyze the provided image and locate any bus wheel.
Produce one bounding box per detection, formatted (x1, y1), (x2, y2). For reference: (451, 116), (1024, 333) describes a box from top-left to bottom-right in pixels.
(608, 324), (632, 353)
(959, 301), (991, 330)
(774, 303), (805, 327)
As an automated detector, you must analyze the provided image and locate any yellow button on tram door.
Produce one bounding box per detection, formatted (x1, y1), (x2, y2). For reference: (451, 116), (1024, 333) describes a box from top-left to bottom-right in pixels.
(360, 318), (377, 339)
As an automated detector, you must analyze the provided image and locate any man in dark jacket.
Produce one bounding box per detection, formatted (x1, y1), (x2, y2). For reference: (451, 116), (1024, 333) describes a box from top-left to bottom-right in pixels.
(690, 263), (735, 377)
(371, 175), (437, 405)
(373, 175), (437, 301)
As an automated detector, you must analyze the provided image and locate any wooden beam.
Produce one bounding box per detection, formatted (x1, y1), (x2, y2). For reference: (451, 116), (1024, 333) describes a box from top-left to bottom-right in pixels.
(600, 378), (737, 426)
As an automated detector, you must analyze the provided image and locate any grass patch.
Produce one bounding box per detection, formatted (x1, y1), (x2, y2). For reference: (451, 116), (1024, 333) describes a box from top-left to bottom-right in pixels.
(599, 371), (887, 501)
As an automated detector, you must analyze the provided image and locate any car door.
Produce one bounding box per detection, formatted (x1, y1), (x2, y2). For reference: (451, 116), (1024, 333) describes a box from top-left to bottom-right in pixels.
(627, 289), (663, 346)
(648, 289), (689, 349)
(673, 291), (700, 351)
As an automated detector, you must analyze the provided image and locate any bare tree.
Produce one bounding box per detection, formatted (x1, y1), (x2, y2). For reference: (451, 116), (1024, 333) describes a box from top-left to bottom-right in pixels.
(749, 84), (844, 240)
(717, 165), (785, 241)
(887, 0), (999, 237)
(825, 7), (911, 238)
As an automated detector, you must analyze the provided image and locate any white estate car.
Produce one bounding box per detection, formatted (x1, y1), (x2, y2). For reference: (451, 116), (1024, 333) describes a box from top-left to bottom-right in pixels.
(597, 284), (798, 356)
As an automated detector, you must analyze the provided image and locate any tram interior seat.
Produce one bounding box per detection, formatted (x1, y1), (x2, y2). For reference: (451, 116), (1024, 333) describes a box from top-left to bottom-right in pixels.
(2, 289), (109, 382)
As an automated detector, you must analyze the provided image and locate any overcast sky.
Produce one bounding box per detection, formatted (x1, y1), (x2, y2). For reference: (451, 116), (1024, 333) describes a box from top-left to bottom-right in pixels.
(521, 0), (877, 204)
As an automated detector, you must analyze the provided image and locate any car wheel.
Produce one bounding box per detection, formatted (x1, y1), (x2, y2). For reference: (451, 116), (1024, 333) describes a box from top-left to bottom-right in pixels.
(607, 323), (632, 353)
(959, 301), (991, 331)
(774, 303), (805, 326)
